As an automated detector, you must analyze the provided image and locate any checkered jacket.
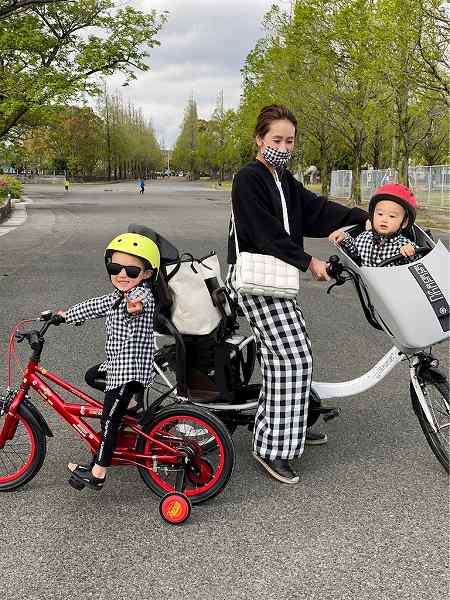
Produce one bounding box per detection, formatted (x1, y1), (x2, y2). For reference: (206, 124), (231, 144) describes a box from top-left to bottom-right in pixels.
(340, 230), (417, 267)
(65, 285), (155, 391)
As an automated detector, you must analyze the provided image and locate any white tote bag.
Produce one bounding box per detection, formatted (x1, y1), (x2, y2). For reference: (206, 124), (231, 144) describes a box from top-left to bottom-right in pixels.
(166, 253), (226, 335)
(232, 172), (300, 299)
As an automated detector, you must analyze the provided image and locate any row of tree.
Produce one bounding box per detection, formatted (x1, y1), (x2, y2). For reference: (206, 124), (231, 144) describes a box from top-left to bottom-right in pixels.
(172, 1), (448, 201)
(4, 93), (165, 178)
(171, 92), (242, 181)
(0, 0), (167, 177)
(99, 92), (165, 180)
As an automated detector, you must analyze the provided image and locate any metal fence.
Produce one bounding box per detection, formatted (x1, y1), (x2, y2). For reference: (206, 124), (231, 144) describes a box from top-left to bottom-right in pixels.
(330, 165), (450, 208)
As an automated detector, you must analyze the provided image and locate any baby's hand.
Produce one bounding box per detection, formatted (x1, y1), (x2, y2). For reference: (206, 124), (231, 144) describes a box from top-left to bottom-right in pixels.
(400, 243), (416, 258)
(328, 229), (349, 243)
(125, 294), (145, 314)
(57, 310), (66, 318)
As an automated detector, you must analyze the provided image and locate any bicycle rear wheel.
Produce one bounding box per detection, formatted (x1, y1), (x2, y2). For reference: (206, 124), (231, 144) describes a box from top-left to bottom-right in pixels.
(136, 404), (235, 504)
(0, 403), (47, 491)
(411, 370), (449, 473)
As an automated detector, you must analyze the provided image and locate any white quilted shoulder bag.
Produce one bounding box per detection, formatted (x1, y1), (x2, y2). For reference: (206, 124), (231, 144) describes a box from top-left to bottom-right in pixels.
(232, 171), (300, 299)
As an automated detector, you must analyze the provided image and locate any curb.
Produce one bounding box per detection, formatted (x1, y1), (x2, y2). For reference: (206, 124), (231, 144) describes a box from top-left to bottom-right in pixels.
(0, 196), (12, 223)
(0, 200), (28, 238)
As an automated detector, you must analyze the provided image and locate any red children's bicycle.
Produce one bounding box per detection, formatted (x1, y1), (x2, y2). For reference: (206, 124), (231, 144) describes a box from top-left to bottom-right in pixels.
(0, 311), (235, 524)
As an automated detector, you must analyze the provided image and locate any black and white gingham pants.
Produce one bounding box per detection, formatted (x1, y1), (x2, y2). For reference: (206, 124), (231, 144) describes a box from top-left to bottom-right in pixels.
(226, 267), (313, 460)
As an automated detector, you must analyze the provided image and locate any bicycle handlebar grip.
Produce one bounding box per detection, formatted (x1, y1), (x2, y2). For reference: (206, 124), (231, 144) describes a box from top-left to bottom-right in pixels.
(326, 255), (341, 279)
(377, 246), (430, 268)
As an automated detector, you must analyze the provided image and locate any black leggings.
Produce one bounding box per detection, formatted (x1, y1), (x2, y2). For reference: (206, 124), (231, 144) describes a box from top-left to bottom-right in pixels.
(84, 364), (142, 467)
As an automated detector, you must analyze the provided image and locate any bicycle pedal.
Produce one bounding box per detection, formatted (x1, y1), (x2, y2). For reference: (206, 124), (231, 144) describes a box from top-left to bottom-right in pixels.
(68, 475), (85, 491)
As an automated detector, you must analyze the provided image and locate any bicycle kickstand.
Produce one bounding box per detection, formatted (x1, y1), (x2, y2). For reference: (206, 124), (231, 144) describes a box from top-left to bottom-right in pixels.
(320, 406), (341, 422)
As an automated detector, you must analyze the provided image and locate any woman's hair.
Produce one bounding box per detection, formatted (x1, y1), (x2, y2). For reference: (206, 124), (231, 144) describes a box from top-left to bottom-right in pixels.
(254, 104), (298, 139)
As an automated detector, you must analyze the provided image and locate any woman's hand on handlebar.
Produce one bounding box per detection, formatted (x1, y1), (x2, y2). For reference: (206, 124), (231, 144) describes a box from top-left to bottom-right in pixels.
(308, 257), (331, 281)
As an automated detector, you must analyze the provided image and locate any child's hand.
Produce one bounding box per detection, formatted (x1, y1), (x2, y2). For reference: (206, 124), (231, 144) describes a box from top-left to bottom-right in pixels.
(57, 310), (66, 318)
(328, 229), (349, 243)
(125, 294), (145, 314)
(400, 243), (416, 258)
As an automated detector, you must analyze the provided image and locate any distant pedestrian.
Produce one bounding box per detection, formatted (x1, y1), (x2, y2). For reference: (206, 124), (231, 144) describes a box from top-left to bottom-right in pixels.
(139, 177), (145, 194)
(64, 178), (70, 191)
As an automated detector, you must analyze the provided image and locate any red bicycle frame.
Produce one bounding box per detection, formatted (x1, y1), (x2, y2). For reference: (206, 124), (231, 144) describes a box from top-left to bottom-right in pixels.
(0, 358), (185, 470)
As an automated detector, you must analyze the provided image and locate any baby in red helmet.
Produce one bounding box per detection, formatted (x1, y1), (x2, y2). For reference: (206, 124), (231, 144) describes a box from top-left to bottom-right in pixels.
(329, 183), (418, 267)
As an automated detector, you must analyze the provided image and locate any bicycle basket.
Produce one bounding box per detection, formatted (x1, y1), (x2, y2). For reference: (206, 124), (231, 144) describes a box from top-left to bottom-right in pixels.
(335, 226), (450, 352)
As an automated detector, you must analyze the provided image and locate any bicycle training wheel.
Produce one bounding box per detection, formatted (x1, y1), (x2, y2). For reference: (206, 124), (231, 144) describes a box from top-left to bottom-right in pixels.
(159, 493), (192, 525)
(411, 371), (449, 473)
(0, 403), (47, 491)
(136, 404), (235, 504)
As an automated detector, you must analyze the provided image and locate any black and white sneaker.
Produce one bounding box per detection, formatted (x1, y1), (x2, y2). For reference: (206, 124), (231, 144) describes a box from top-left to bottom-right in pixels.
(305, 428), (328, 446)
(253, 453), (300, 484)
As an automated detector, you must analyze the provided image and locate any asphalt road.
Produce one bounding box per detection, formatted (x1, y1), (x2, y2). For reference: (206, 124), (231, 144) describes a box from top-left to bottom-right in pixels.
(0, 181), (448, 600)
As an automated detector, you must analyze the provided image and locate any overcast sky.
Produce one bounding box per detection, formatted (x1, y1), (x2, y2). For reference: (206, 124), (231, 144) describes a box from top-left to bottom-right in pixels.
(106, 0), (283, 148)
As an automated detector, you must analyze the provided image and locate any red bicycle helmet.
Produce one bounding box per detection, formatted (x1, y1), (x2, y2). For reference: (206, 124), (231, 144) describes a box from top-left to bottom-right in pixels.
(369, 183), (417, 227)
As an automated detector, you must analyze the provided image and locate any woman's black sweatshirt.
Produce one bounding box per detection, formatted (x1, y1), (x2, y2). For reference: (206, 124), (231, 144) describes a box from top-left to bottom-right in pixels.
(228, 160), (368, 271)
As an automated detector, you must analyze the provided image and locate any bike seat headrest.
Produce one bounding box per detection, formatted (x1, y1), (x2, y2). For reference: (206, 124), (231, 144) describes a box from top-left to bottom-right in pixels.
(128, 224), (179, 266)
(153, 270), (172, 311)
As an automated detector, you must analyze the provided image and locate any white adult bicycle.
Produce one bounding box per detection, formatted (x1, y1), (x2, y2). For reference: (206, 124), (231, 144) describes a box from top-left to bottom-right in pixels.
(141, 221), (449, 474)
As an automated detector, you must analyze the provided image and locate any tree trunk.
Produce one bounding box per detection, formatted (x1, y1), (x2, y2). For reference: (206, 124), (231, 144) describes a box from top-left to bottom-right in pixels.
(351, 159), (362, 205)
(395, 84), (410, 186)
(398, 145), (409, 185)
(390, 129), (399, 170)
(319, 142), (331, 198)
(372, 123), (382, 170)
(351, 129), (365, 205)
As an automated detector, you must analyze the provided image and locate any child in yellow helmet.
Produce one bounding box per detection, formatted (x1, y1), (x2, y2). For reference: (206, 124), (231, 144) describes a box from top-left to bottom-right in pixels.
(58, 233), (160, 490)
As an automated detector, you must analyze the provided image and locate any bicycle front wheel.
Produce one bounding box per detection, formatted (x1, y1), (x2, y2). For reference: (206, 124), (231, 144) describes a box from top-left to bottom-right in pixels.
(0, 402), (47, 491)
(136, 404), (235, 504)
(411, 370), (449, 473)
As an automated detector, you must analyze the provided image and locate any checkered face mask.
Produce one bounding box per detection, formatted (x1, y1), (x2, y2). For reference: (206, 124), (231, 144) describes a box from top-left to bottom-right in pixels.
(262, 144), (292, 167)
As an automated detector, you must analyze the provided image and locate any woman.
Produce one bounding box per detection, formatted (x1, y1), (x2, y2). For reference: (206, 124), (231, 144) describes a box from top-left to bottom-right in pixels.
(226, 104), (368, 484)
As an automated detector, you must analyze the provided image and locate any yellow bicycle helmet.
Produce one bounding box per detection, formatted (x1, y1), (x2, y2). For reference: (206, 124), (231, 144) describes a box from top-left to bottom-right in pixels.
(105, 232), (161, 270)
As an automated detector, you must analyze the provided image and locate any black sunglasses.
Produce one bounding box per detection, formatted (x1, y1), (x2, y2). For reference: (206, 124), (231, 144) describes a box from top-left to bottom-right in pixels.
(106, 262), (143, 279)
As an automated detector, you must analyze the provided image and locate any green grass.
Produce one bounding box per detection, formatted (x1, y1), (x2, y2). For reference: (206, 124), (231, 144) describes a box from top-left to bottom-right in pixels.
(208, 180), (232, 192)
(304, 183), (322, 194)
(414, 189), (450, 208)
